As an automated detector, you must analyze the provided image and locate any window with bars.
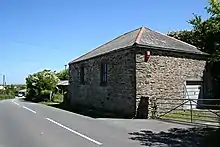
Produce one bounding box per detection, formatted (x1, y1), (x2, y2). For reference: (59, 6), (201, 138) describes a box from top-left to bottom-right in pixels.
(100, 63), (107, 85)
(80, 65), (85, 84)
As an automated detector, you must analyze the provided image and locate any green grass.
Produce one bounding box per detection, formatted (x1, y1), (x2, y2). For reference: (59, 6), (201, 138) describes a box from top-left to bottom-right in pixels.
(39, 93), (63, 105)
(51, 93), (63, 103)
(0, 94), (14, 100)
(161, 109), (220, 123)
(40, 101), (60, 105)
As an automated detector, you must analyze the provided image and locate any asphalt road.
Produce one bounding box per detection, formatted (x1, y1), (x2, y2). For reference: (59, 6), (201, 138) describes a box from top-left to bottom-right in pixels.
(0, 98), (190, 147)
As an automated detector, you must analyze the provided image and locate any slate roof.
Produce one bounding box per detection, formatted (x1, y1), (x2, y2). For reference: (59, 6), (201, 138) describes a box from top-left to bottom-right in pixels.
(57, 80), (69, 86)
(69, 27), (207, 64)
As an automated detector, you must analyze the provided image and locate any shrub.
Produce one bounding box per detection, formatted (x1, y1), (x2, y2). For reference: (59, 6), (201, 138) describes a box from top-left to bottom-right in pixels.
(26, 69), (59, 102)
(0, 94), (14, 100)
(26, 88), (38, 101)
(40, 90), (52, 101)
(52, 93), (63, 103)
(56, 69), (69, 80)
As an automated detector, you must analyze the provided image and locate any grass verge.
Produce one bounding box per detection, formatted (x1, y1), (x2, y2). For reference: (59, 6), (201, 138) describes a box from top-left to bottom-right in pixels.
(40, 101), (60, 105)
(0, 94), (14, 100)
(161, 109), (220, 123)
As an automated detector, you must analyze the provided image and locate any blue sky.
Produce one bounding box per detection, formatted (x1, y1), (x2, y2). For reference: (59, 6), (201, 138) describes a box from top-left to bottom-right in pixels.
(0, 0), (209, 84)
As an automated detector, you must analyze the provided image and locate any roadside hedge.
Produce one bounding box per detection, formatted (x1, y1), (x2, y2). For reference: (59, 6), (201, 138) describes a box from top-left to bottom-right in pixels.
(52, 93), (63, 103)
(0, 94), (14, 100)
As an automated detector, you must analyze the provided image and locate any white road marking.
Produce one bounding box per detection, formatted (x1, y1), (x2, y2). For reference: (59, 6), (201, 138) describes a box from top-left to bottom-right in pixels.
(22, 106), (36, 114)
(46, 117), (102, 146)
(12, 101), (19, 106)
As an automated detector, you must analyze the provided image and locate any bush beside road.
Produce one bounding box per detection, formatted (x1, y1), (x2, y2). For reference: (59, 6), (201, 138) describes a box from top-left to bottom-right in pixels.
(0, 94), (14, 100)
(0, 85), (26, 100)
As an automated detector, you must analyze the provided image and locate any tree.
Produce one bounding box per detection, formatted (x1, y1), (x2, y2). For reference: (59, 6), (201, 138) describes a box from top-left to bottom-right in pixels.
(168, 1), (220, 117)
(168, 0), (220, 62)
(168, 30), (198, 48)
(26, 69), (59, 100)
(56, 69), (69, 80)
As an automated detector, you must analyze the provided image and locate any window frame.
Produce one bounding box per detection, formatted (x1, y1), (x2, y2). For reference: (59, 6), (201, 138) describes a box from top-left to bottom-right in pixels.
(100, 62), (108, 86)
(80, 65), (85, 84)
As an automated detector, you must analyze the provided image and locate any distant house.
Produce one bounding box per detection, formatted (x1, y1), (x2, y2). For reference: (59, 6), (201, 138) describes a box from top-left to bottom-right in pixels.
(68, 26), (209, 118)
(57, 80), (69, 103)
(57, 80), (69, 93)
(57, 80), (69, 87)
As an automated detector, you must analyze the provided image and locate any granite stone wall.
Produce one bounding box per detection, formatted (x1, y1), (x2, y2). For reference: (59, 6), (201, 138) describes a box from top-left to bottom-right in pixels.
(68, 46), (208, 118)
(135, 48), (207, 118)
(69, 49), (136, 117)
